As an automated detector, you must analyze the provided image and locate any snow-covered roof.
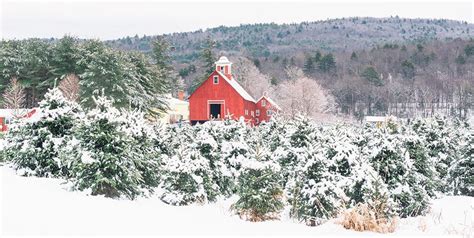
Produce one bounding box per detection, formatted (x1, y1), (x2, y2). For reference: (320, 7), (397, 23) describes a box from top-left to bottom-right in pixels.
(216, 71), (256, 103)
(0, 109), (30, 117)
(257, 95), (282, 111)
(0, 108), (41, 120)
(215, 56), (231, 65)
(364, 116), (397, 122)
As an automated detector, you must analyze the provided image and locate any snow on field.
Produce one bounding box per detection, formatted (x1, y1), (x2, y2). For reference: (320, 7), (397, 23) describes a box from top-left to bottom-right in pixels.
(1, 165), (472, 237)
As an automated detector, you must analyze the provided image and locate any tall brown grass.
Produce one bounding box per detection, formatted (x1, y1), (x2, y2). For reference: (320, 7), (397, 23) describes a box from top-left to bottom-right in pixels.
(339, 203), (398, 233)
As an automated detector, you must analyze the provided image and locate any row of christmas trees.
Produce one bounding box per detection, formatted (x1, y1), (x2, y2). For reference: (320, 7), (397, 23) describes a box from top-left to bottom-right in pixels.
(1, 88), (472, 226)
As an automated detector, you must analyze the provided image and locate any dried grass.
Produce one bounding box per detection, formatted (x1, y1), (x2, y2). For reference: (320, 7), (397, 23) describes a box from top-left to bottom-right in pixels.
(339, 203), (398, 233)
(236, 209), (280, 222)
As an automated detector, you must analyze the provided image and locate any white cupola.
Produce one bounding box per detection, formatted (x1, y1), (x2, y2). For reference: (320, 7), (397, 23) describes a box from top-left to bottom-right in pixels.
(215, 56), (232, 78)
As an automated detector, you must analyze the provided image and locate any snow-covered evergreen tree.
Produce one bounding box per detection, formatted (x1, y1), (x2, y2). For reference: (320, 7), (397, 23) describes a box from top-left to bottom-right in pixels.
(448, 129), (473, 196)
(410, 117), (459, 192)
(4, 87), (82, 177)
(360, 170), (397, 222)
(233, 141), (284, 221)
(289, 142), (346, 226)
(159, 138), (214, 205)
(362, 126), (430, 217)
(69, 95), (148, 199)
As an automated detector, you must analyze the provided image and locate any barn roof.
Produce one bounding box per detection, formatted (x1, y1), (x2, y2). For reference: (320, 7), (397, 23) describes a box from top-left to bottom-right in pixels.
(216, 71), (256, 103)
(257, 95), (282, 111)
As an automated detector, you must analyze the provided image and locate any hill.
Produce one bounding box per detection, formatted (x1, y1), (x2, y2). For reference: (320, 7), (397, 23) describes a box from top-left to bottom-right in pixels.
(108, 17), (474, 119)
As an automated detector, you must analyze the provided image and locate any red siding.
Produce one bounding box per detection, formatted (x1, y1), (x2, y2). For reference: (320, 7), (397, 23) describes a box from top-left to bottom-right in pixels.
(189, 71), (247, 122)
(0, 117), (6, 132)
(189, 70), (279, 126)
(256, 97), (280, 124)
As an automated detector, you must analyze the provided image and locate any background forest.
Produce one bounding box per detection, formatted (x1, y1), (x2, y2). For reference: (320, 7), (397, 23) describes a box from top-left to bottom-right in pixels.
(1, 17), (473, 120)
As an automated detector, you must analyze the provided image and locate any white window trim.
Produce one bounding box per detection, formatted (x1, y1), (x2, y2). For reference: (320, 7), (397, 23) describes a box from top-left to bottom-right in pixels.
(251, 111), (254, 117)
(256, 109), (260, 116)
(245, 109), (248, 116)
(213, 75), (219, 84)
(267, 110), (272, 116)
(262, 100), (266, 106)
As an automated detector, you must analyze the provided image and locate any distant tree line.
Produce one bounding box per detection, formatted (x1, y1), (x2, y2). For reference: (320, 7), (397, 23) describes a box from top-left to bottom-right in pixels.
(0, 36), (176, 115)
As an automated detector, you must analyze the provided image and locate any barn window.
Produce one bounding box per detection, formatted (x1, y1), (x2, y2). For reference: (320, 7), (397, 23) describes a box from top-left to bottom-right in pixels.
(213, 75), (219, 84)
(251, 111), (254, 117)
(245, 109), (248, 115)
(256, 109), (260, 116)
(261, 100), (266, 106)
(256, 118), (259, 124)
(220, 66), (225, 72)
(267, 110), (272, 116)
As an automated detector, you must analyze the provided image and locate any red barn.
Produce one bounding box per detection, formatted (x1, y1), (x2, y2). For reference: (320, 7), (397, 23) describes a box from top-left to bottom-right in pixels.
(0, 108), (38, 132)
(189, 56), (280, 125)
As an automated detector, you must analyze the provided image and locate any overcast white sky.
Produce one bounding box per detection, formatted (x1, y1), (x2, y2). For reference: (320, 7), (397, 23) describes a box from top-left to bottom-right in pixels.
(1, 0), (473, 40)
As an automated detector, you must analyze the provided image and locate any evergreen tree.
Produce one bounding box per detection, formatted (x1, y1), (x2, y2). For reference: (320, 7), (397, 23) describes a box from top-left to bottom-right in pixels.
(77, 40), (129, 108)
(233, 142), (284, 221)
(189, 37), (216, 93)
(318, 53), (336, 73)
(448, 130), (473, 196)
(401, 60), (415, 80)
(4, 87), (82, 177)
(50, 36), (81, 78)
(151, 37), (177, 96)
(303, 57), (314, 74)
(350, 52), (358, 60)
(69, 95), (148, 199)
(361, 66), (383, 86)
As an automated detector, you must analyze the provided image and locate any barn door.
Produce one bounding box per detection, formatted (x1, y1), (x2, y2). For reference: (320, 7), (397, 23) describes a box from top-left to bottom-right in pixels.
(209, 104), (221, 119)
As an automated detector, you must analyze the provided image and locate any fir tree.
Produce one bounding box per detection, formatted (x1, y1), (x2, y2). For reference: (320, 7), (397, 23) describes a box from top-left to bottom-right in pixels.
(233, 142), (284, 221)
(69, 95), (147, 199)
(448, 131), (473, 196)
(4, 87), (82, 177)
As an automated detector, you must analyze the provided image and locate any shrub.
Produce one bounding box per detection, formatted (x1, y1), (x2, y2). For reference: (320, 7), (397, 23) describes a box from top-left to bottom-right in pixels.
(69, 95), (148, 199)
(4, 88), (82, 177)
(232, 142), (284, 221)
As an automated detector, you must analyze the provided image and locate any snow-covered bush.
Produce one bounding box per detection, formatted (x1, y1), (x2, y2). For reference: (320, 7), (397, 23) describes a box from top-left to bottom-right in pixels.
(288, 142), (347, 226)
(120, 109), (161, 191)
(448, 130), (473, 196)
(410, 117), (460, 192)
(4, 88), (83, 177)
(233, 142), (284, 221)
(362, 126), (430, 217)
(273, 115), (320, 189)
(68, 95), (152, 199)
(158, 123), (216, 205)
(342, 171), (398, 233)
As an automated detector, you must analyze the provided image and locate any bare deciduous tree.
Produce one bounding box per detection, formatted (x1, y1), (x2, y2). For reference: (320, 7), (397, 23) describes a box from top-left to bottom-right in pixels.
(58, 74), (80, 102)
(232, 57), (272, 99)
(2, 77), (26, 118)
(273, 67), (336, 119)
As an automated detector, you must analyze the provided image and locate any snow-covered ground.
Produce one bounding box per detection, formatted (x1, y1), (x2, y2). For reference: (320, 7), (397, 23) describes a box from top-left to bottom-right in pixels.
(1, 165), (472, 237)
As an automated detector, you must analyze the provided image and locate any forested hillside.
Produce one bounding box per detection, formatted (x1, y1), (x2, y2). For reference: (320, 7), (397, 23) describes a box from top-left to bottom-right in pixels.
(108, 17), (474, 119)
(1, 17), (473, 120)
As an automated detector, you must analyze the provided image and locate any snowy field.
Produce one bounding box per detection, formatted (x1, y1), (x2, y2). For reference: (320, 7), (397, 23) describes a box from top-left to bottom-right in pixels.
(1, 165), (472, 237)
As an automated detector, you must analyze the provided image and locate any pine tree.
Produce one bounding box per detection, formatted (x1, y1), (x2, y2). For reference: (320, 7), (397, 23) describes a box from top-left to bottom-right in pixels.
(189, 37), (216, 93)
(151, 37), (177, 96)
(69, 95), (147, 199)
(233, 141), (284, 221)
(289, 141), (346, 226)
(303, 57), (314, 74)
(4, 87), (82, 177)
(318, 53), (336, 73)
(448, 130), (473, 196)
